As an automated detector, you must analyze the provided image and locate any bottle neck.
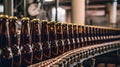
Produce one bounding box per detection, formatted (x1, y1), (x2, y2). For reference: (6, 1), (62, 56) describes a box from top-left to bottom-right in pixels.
(62, 26), (68, 39)
(41, 23), (48, 42)
(56, 25), (62, 40)
(48, 24), (55, 41)
(20, 23), (31, 45)
(9, 22), (18, 46)
(31, 23), (41, 43)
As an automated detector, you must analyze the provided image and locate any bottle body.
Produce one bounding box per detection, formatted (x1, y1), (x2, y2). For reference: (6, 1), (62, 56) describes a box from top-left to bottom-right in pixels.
(9, 16), (21, 67)
(48, 21), (58, 57)
(31, 19), (43, 64)
(41, 20), (51, 60)
(78, 25), (82, 47)
(81, 26), (85, 47)
(56, 23), (64, 55)
(0, 15), (13, 67)
(73, 25), (79, 48)
(62, 24), (70, 52)
(20, 17), (33, 67)
(68, 24), (75, 50)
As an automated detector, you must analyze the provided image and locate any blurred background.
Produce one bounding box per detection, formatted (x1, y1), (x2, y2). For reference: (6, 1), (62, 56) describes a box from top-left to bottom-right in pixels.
(0, 0), (120, 27)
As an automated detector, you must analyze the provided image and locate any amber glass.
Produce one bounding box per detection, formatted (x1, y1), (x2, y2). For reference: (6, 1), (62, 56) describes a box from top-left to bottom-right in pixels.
(87, 26), (91, 45)
(62, 24), (70, 52)
(48, 21), (58, 57)
(20, 17), (33, 67)
(85, 26), (90, 46)
(93, 27), (97, 44)
(101, 28), (104, 43)
(80, 26), (84, 47)
(98, 28), (101, 43)
(0, 15), (13, 67)
(98, 28), (102, 43)
(91, 27), (95, 45)
(30, 19), (43, 63)
(9, 16), (21, 67)
(108, 29), (112, 42)
(73, 24), (79, 48)
(41, 20), (51, 60)
(91, 27), (94, 45)
(105, 29), (109, 42)
(96, 27), (99, 44)
(89, 26), (93, 45)
(68, 24), (75, 50)
(78, 25), (82, 47)
(102, 28), (106, 43)
(56, 22), (64, 54)
(81, 26), (86, 47)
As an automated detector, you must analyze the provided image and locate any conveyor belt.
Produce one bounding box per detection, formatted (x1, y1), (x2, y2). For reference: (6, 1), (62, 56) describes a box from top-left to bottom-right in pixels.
(28, 40), (120, 67)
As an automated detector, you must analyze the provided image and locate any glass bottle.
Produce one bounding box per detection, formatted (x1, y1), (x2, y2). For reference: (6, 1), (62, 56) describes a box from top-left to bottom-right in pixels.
(41, 20), (51, 60)
(20, 17), (33, 67)
(48, 21), (58, 57)
(62, 24), (70, 52)
(56, 22), (64, 54)
(73, 24), (79, 48)
(0, 15), (13, 67)
(9, 16), (21, 67)
(30, 19), (43, 63)
(68, 24), (74, 50)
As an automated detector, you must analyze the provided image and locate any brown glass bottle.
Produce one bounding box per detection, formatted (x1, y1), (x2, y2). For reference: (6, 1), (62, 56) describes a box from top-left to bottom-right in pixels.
(97, 27), (100, 44)
(105, 28), (109, 42)
(68, 24), (75, 50)
(78, 25), (82, 47)
(86, 26), (91, 45)
(62, 24), (70, 52)
(30, 19), (43, 63)
(101, 28), (104, 43)
(85, 26), (89, 46)
(102, 28), (106, 43)
(56, 22), (64, 54)
(98, 28), (102, 43)
(95, 27), (99, 44)
(41, 20), (51, 60)
(48, 21), (58, 57)
(73, 24), (79, 48)
(0, 15), (13, 67)
(81, 26), (85, 47)
(93, 27), (97, 44)
(20, 17), (33, 67)
(81, 26), (86, 46)
(108, 29), (110, 41)
(9, 16), (21, 67)
(91, 27), (95, 45)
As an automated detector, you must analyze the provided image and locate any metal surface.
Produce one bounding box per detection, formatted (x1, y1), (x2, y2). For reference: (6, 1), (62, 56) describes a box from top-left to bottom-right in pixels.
(4, 0), (13, 16)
